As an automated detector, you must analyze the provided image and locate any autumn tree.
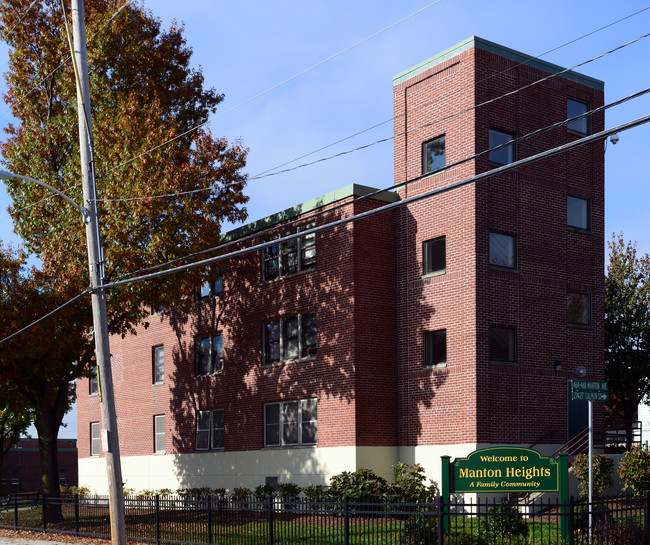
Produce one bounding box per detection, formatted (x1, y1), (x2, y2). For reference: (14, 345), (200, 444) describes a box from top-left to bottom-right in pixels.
(605, 235), (650, 448)
(0, 0), (248, 500)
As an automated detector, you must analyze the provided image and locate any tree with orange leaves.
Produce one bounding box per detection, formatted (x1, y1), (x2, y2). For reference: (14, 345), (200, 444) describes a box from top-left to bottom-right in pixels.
(0, 0), (248, 501)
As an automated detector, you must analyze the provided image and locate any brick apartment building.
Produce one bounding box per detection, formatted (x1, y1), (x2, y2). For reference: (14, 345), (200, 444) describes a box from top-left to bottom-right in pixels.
(77, 37), (605, 493)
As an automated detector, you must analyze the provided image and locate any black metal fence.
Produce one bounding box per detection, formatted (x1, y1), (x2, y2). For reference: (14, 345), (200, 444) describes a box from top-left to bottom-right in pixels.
(0, 492), (648, 544)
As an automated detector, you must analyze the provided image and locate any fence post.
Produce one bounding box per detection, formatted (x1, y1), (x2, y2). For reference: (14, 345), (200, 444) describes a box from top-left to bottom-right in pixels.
(559, 453), (569, 542)
(155, 495), (160, 545)
(437, 495), (444, 545)
(267, 496), (274, 545)
(643, 490), (650, 545)
(207, 495), (213, 545)
(568, 496), (575, 545)
(344, 496), (349, 545)
(74, 494), (80, 536)
(13, 494), (17, 529)
(42, 495), (47, 531)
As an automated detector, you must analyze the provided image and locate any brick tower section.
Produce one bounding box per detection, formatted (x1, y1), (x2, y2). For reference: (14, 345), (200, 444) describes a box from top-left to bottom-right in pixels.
(394, 38), (605, 449)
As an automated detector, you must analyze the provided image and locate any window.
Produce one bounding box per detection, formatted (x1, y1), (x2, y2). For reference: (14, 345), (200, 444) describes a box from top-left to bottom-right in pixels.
(568, 292), (591, 325)
(489, 232), (516, 269)
(489, 129), (515, 165)
(262, 226), (316, 281)
(490, 327), (517, 363)
(153, 345), (164, 384)
(196, 334), (223, 376)
(264, 399), (317, 447)
(197, 267), (223, 300)
(567, 98), (590, 134)
(154, 415), (165, 454)
(567, 196), (589, 230)
(422, 135), (445, 173)
(90, 422), (100, 456)
(264, 312), (316, 365)
(89, 364), (99, 395)
(150, 302), (163, 315)
(422, 237), (446, 275)
(196, 409), (224, 450)
(424, 330), (447, 367)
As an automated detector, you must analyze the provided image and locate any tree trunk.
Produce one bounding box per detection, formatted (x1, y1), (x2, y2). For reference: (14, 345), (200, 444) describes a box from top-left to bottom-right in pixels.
(34, 381), (70, 522)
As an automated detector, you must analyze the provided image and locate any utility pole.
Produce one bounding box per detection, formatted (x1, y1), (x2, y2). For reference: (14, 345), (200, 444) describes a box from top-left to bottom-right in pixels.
(71, 2), (126, 545)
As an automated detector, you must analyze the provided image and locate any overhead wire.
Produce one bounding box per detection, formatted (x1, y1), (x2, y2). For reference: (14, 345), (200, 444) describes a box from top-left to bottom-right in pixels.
(253, 5), (650, 179)
(2, 0), (38, 39)
(3, 109), (650, 347)
(94, 28), (650, 205)
(108, 86), (650, 282)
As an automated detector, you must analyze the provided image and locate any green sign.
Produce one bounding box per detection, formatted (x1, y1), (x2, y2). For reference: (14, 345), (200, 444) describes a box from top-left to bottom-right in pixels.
(571, 380), (609, 402)
(452, 447), (559, 493)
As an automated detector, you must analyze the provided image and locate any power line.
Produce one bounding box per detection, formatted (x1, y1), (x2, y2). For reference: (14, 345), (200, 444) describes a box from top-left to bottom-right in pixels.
(254, 5), (650, 179)
(94, 30), (650, 205)
(108, 87), (650, 283)
(2, 0), (38, 39)
(4, 111), (649, 347)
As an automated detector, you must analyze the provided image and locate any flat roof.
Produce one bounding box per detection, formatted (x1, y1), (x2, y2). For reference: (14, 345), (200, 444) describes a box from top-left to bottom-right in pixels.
(393, 36), (604, 90)
(223, 183), (398, 242)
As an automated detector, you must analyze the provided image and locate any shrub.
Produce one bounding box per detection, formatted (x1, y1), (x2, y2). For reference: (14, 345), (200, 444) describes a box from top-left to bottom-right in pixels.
(618, 446), (650, 496)
(390, 462), (438, 502)
(122, 487), (135, 497)
(303, 485), (326, 502)
(329, 468), (389, 500)
(477, 502), (527, 545)
(60, 485), (90, 497)
(231, 487), (251, 501)
(277, 482), (301, 500)
(572, 453), (614, 497)
(403, 513), (437, 545)
(253, 484), (276, 499)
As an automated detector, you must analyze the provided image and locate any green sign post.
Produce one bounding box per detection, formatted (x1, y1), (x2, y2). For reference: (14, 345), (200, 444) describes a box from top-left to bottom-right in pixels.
(441, 448), (569, 540)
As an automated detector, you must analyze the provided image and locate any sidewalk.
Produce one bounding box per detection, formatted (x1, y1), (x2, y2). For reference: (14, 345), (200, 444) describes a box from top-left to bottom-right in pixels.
(0, 529), (108, 545)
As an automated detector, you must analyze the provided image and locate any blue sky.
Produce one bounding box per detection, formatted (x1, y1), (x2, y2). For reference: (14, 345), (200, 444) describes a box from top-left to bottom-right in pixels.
(3, 0), (650, 439)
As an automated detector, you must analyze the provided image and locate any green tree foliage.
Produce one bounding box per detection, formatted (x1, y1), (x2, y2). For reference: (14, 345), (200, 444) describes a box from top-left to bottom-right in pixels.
(618, 446), (650, 496)
(0, 0), (248, 500)
(571, 453), (614, 498)
(605, 235), (650, 448)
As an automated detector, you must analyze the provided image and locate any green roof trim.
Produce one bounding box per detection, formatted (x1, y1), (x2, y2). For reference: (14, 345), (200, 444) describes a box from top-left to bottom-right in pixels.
(222, 184), (398, 242)
(393, 36), (604, 90)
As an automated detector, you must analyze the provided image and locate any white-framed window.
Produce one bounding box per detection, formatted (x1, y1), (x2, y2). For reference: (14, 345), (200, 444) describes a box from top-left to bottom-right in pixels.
(423, 236), (446, 275)
(567, 196), (590, 230)
(490, 326), (517, 363)
(196, 409), (224, 451)
(153, 345), (164, 384)
(264, 312), (317, 365)
(197, 266), (223, 300)
(89, 364), (99, 395)
(154, 415), (165, 454)
(90, 422), (100, 456)
(422, 135), (446, 174)
(196, 334), (223, 376)
(264, 399), (317, 447)
(489, 232), (516, 269)
(568, 292), (591, 325)
(489, 129), (515, 165)
(567, 98), (590, 134)
(424, 329), (447, 367)
(262, 225), (316, 281)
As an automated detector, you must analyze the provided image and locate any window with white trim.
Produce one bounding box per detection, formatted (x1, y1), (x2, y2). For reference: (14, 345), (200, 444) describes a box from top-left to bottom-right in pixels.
(196, 334), (223, 376)
(153, 345), (164, 384)
(262, 226), (316, 281)
(196, 409), (224, 450)
(90, 422), (100, 456)
(154, 415), (165, 454)
(197, 266), (223, 300)
(264, 312), (316, 365)
(264, 399), (317, 447)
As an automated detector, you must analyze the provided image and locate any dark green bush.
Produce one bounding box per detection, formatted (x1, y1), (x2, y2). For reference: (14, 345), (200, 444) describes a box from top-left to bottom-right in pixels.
(390, 462), (439, 502)
(403, 514), (437, 545)
(277, 482), (301, 500)
(329, 468), (389, 500)
(572, 453), (613, 498)
(477, 502), (528, 545)
(618, 445), (650, 496)
(253, 484), (276, 499)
